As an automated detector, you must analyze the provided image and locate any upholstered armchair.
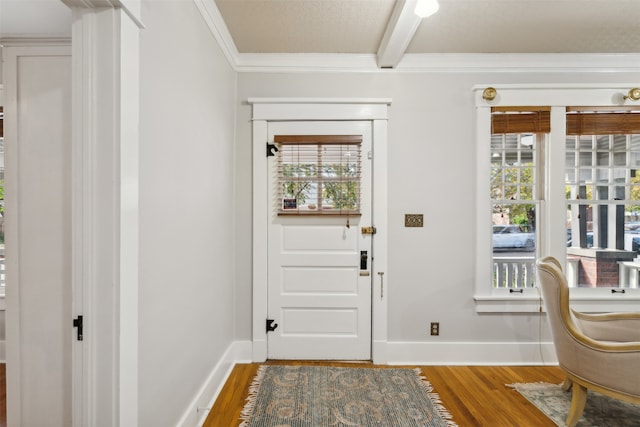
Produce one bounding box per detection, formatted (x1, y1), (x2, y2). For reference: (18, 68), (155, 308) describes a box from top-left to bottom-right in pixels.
(535, 257), (640, 427)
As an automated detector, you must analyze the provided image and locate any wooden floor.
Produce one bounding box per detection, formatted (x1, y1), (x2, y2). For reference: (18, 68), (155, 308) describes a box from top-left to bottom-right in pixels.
(203, 361), (565, 427)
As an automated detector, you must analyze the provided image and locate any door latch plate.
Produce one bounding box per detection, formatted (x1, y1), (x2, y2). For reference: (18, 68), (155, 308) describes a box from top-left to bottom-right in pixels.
(361, 226), (376, 235)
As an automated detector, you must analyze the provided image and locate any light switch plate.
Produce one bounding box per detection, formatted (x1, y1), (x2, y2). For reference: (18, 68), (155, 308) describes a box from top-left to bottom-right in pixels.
(405, 214), (424, 227)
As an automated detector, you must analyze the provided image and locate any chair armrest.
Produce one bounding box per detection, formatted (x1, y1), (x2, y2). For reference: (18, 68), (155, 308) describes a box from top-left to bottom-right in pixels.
(573, 310), (640, 342)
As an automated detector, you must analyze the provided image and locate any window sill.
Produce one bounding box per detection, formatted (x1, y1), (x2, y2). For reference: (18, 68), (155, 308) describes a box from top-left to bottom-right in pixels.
(474, 294), (640, 313)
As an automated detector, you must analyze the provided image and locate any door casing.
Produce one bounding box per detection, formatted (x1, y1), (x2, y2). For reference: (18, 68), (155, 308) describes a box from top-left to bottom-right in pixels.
(266, 121), (373, 360)
(250, 98), (390, 363)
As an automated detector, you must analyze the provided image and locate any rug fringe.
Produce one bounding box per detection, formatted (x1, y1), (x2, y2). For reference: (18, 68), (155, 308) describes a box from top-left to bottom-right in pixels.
(239, 365), (267, 427)
(414, 368), (459, 427)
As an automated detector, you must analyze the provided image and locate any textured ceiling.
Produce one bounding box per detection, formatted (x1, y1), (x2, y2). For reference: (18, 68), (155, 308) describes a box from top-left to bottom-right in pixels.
(407, 0), (640, 53)
(216, 0), (640, 54)
(215, 0), (397, 53)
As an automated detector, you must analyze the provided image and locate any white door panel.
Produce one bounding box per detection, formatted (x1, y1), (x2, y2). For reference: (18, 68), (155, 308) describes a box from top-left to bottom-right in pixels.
(267, 121), (372, 360)
(4, 47), (72, 426)
(281, 223), (358, 251)
(282, 267), (359, 294)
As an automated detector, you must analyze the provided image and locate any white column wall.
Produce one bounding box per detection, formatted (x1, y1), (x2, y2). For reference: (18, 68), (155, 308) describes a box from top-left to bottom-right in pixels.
(66, 4), (141, 425)
(138, 1), (237, 426)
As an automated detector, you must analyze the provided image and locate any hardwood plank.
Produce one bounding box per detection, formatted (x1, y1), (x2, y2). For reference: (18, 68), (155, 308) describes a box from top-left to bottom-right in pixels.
(202, 362), (564, 427)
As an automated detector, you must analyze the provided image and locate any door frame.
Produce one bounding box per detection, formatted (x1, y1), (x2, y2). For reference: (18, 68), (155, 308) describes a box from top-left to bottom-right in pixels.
(250, 98), (391, 363)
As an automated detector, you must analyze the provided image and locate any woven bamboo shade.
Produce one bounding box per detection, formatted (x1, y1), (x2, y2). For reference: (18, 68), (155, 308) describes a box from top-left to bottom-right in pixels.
(566, 107), (640, 135)
(491, 107), (551, 134)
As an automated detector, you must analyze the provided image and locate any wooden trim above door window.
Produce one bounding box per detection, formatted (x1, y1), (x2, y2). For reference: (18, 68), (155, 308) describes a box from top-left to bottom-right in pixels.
(274, 134), (363, 144)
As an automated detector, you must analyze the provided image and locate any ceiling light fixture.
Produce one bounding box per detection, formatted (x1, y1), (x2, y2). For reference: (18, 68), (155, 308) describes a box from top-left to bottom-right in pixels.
(415, 0), (440, 18)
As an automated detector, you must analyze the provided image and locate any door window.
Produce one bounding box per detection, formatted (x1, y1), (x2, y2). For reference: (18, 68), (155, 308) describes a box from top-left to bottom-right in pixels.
(276, 135), (362, 215)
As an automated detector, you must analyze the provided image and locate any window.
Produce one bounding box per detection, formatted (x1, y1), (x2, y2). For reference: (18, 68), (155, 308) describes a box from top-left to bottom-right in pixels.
(275, 135), (362, 215)
(474, 85), (640, 313)
(491, 108), (548, 289)
(565, 108), (640, 289)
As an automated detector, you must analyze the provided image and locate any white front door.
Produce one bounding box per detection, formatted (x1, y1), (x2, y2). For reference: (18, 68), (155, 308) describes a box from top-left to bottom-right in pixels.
(266, 121), (373, 360)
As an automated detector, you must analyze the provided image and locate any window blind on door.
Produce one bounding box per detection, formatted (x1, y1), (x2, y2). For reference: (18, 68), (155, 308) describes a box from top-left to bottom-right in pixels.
(275, 135), (362, 215)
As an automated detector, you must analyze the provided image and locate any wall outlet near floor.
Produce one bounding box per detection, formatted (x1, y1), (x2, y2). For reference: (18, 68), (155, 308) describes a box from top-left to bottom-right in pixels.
(430, 322), (440, 336)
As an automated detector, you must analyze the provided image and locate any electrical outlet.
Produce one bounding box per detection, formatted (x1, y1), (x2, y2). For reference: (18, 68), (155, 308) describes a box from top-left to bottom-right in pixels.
(430, 322), (439, 336)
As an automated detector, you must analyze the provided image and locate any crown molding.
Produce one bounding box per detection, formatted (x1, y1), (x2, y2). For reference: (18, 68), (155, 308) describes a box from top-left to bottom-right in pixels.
(0, 37), (71, 47)
(62, 0), (118, 7)
(193, 0), (240, 70)
(233, 52), (640, 73)
(235, 53), (380, 73)
(397, 53), (640, 73)
(62, 0), (144, 29)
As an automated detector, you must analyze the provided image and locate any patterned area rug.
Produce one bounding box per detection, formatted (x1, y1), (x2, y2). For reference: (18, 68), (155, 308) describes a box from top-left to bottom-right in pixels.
(240, 365), (457, 426)
(509, 382), (640, 426)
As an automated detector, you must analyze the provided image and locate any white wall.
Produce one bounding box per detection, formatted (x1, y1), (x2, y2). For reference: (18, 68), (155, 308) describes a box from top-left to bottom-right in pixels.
(235, 70), (639, 361)
(138, 2), (236, 426)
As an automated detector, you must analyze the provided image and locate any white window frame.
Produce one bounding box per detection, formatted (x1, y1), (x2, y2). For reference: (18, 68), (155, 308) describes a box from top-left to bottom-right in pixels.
(474, 84), (640, 313)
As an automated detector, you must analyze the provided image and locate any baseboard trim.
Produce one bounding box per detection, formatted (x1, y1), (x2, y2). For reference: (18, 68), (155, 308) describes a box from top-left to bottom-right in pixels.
(177, 340), (252, 427)
(385, 341), (558, 366)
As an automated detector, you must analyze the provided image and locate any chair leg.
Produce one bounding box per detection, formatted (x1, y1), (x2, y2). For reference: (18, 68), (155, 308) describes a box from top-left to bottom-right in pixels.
(561, 378), (573, 392)
(565, 383), (587, 427)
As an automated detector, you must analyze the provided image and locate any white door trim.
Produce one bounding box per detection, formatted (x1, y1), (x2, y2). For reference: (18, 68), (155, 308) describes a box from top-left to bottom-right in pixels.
(250, 98), (391, 363)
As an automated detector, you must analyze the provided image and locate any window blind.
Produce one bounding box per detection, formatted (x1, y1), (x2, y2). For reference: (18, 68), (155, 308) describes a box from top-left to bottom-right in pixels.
(275, 135), (362, 215)
(491, 107), (551, 134)
(566, 107), (640, 135)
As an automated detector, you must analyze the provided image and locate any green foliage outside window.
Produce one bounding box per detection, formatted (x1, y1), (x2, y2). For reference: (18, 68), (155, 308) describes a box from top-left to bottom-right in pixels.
(322, 164), (359, 210)
(282, 164), (315, 205)
(282, 163), (359, 210)
(491, 164), (534, 229)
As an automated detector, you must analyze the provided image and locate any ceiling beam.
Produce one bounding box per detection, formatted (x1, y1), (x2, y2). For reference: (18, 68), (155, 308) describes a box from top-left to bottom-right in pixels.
(376, 0), (422, 68)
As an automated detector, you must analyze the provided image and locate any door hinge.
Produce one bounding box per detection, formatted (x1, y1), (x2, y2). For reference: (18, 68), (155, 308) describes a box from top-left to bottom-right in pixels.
(266, 143), (279, 157)
(361, 226), (377, 235)
(73, 315), (84, 341)
(266, 319), (278, 333)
